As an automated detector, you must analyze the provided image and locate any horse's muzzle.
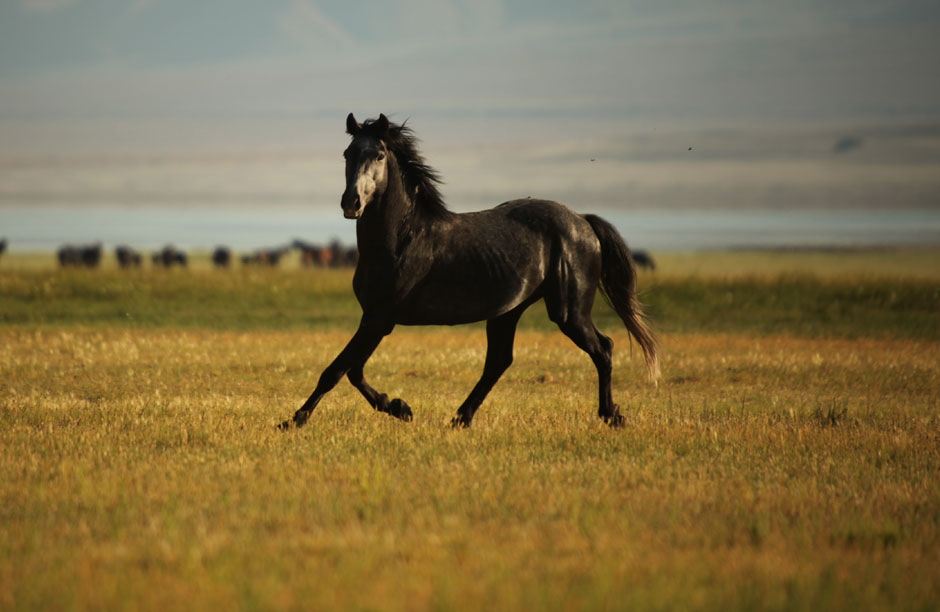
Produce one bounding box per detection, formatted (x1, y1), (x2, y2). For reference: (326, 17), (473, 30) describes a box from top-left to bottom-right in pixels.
(341, 192), (361, 219)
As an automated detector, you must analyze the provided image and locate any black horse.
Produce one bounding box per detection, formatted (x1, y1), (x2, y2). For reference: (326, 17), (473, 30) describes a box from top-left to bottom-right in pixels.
(115, 245), (142, 268)
(152, 245), (187, 268)
(281, 114), (659, 429)
(58, 243), (102, 268)
(242, 247), (288, 266)
(212, 246), (232, 268)
(630, 249), (656, 271)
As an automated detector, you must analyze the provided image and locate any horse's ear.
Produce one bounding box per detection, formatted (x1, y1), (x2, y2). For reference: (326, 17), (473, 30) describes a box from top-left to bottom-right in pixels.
(346, 113), (359, 136)
(376, 113), (389, 136)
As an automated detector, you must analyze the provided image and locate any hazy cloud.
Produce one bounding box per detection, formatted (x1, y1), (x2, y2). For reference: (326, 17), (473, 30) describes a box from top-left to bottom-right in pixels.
(276, 0), (355, 53)
(21, 0), (74, 13)
(0, 1), (938, 148)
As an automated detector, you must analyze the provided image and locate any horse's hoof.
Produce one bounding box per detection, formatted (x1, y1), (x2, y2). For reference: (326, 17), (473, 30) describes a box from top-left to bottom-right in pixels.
(279, 410), (310, 430)
(388, 398), (413, 422)
(450, 415), (471, 429)
(605, 413), (626, 428)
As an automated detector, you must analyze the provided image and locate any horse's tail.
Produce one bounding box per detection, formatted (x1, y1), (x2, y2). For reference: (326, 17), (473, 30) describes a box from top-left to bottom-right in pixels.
(583, 214), (661, 383)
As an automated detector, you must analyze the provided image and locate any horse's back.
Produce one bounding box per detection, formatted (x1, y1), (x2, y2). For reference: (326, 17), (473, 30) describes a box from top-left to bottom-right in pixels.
(475, 197), (604, 290)
(490, 199), (602, 261)
(495, 198), (597, 235)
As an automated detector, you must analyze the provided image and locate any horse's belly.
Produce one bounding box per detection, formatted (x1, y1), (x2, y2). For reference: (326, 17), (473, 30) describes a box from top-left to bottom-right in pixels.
(395, 274), (540, 325)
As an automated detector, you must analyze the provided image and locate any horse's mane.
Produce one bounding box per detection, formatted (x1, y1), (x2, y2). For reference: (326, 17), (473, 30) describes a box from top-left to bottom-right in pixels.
(358, 117), (450, 220)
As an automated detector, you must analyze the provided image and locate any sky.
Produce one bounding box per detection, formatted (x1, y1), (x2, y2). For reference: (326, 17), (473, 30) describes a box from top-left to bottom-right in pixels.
(0, 0), (939, 221)
(3, 1), (939, 128)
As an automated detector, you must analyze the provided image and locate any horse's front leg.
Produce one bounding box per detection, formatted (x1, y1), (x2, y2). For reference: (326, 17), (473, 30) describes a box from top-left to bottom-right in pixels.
(279, 319), (392, 429)
(347, 365), (413, 422)
(451, 310), (522, 428)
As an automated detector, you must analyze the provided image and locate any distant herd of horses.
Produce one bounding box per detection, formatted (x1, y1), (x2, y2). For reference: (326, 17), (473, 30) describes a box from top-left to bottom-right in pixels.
(0, 236), (652, 271)
(47, 240), (360, 269)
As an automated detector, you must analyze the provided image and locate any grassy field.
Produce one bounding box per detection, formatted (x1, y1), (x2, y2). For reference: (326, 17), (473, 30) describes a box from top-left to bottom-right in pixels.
(1, 249), (938, 611)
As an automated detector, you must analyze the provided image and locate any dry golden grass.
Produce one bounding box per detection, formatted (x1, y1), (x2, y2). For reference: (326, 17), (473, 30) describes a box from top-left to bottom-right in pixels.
(2, 324), (938, 611)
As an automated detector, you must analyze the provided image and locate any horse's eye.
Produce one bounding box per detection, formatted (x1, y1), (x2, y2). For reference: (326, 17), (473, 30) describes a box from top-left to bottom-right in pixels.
(377, 152), (386, 162)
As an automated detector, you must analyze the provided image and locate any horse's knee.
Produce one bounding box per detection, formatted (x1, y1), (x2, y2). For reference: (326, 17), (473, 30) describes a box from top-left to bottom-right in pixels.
(346, 366), (364, 385)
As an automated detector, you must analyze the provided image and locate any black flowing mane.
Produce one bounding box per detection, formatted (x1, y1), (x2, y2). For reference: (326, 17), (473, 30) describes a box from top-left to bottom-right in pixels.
(354, 117), (451, 219)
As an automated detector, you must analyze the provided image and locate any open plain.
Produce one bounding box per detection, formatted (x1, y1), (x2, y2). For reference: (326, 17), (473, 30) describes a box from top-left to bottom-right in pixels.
(1, 249), (938, 611)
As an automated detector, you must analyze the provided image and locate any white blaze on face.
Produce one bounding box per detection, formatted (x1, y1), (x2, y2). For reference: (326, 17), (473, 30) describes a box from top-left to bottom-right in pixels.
(356, 152), (387, 208)
(344, 144), (388, 219)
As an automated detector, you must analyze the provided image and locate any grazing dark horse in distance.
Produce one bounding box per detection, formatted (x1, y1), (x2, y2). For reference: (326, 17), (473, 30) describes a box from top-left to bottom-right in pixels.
(293, 239), (358, 268)
(212, 246), (232, 268)
(281, 113), (659, 430)
(242, 247), (288, 266)
(293, 239), (331, 267)
(115, 245), (142, 268)
(630, 249), (656, 271)
(58, 243), (102, 268)
(152, 245), (187, 268)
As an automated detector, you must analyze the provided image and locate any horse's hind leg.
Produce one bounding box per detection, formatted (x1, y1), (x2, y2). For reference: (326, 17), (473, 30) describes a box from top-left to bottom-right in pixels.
(451, 309), (523, 428)
(553, 314), (623, 427)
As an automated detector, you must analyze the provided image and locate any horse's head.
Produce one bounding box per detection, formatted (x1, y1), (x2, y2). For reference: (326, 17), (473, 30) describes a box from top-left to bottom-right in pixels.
(341, 113), (390, 219)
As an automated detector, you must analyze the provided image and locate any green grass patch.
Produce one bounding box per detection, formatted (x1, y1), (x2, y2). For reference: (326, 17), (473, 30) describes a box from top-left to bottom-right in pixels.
(640, 274), (939, 339)
(0, 267), (361, 330)
(2, 264), (937, 340)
